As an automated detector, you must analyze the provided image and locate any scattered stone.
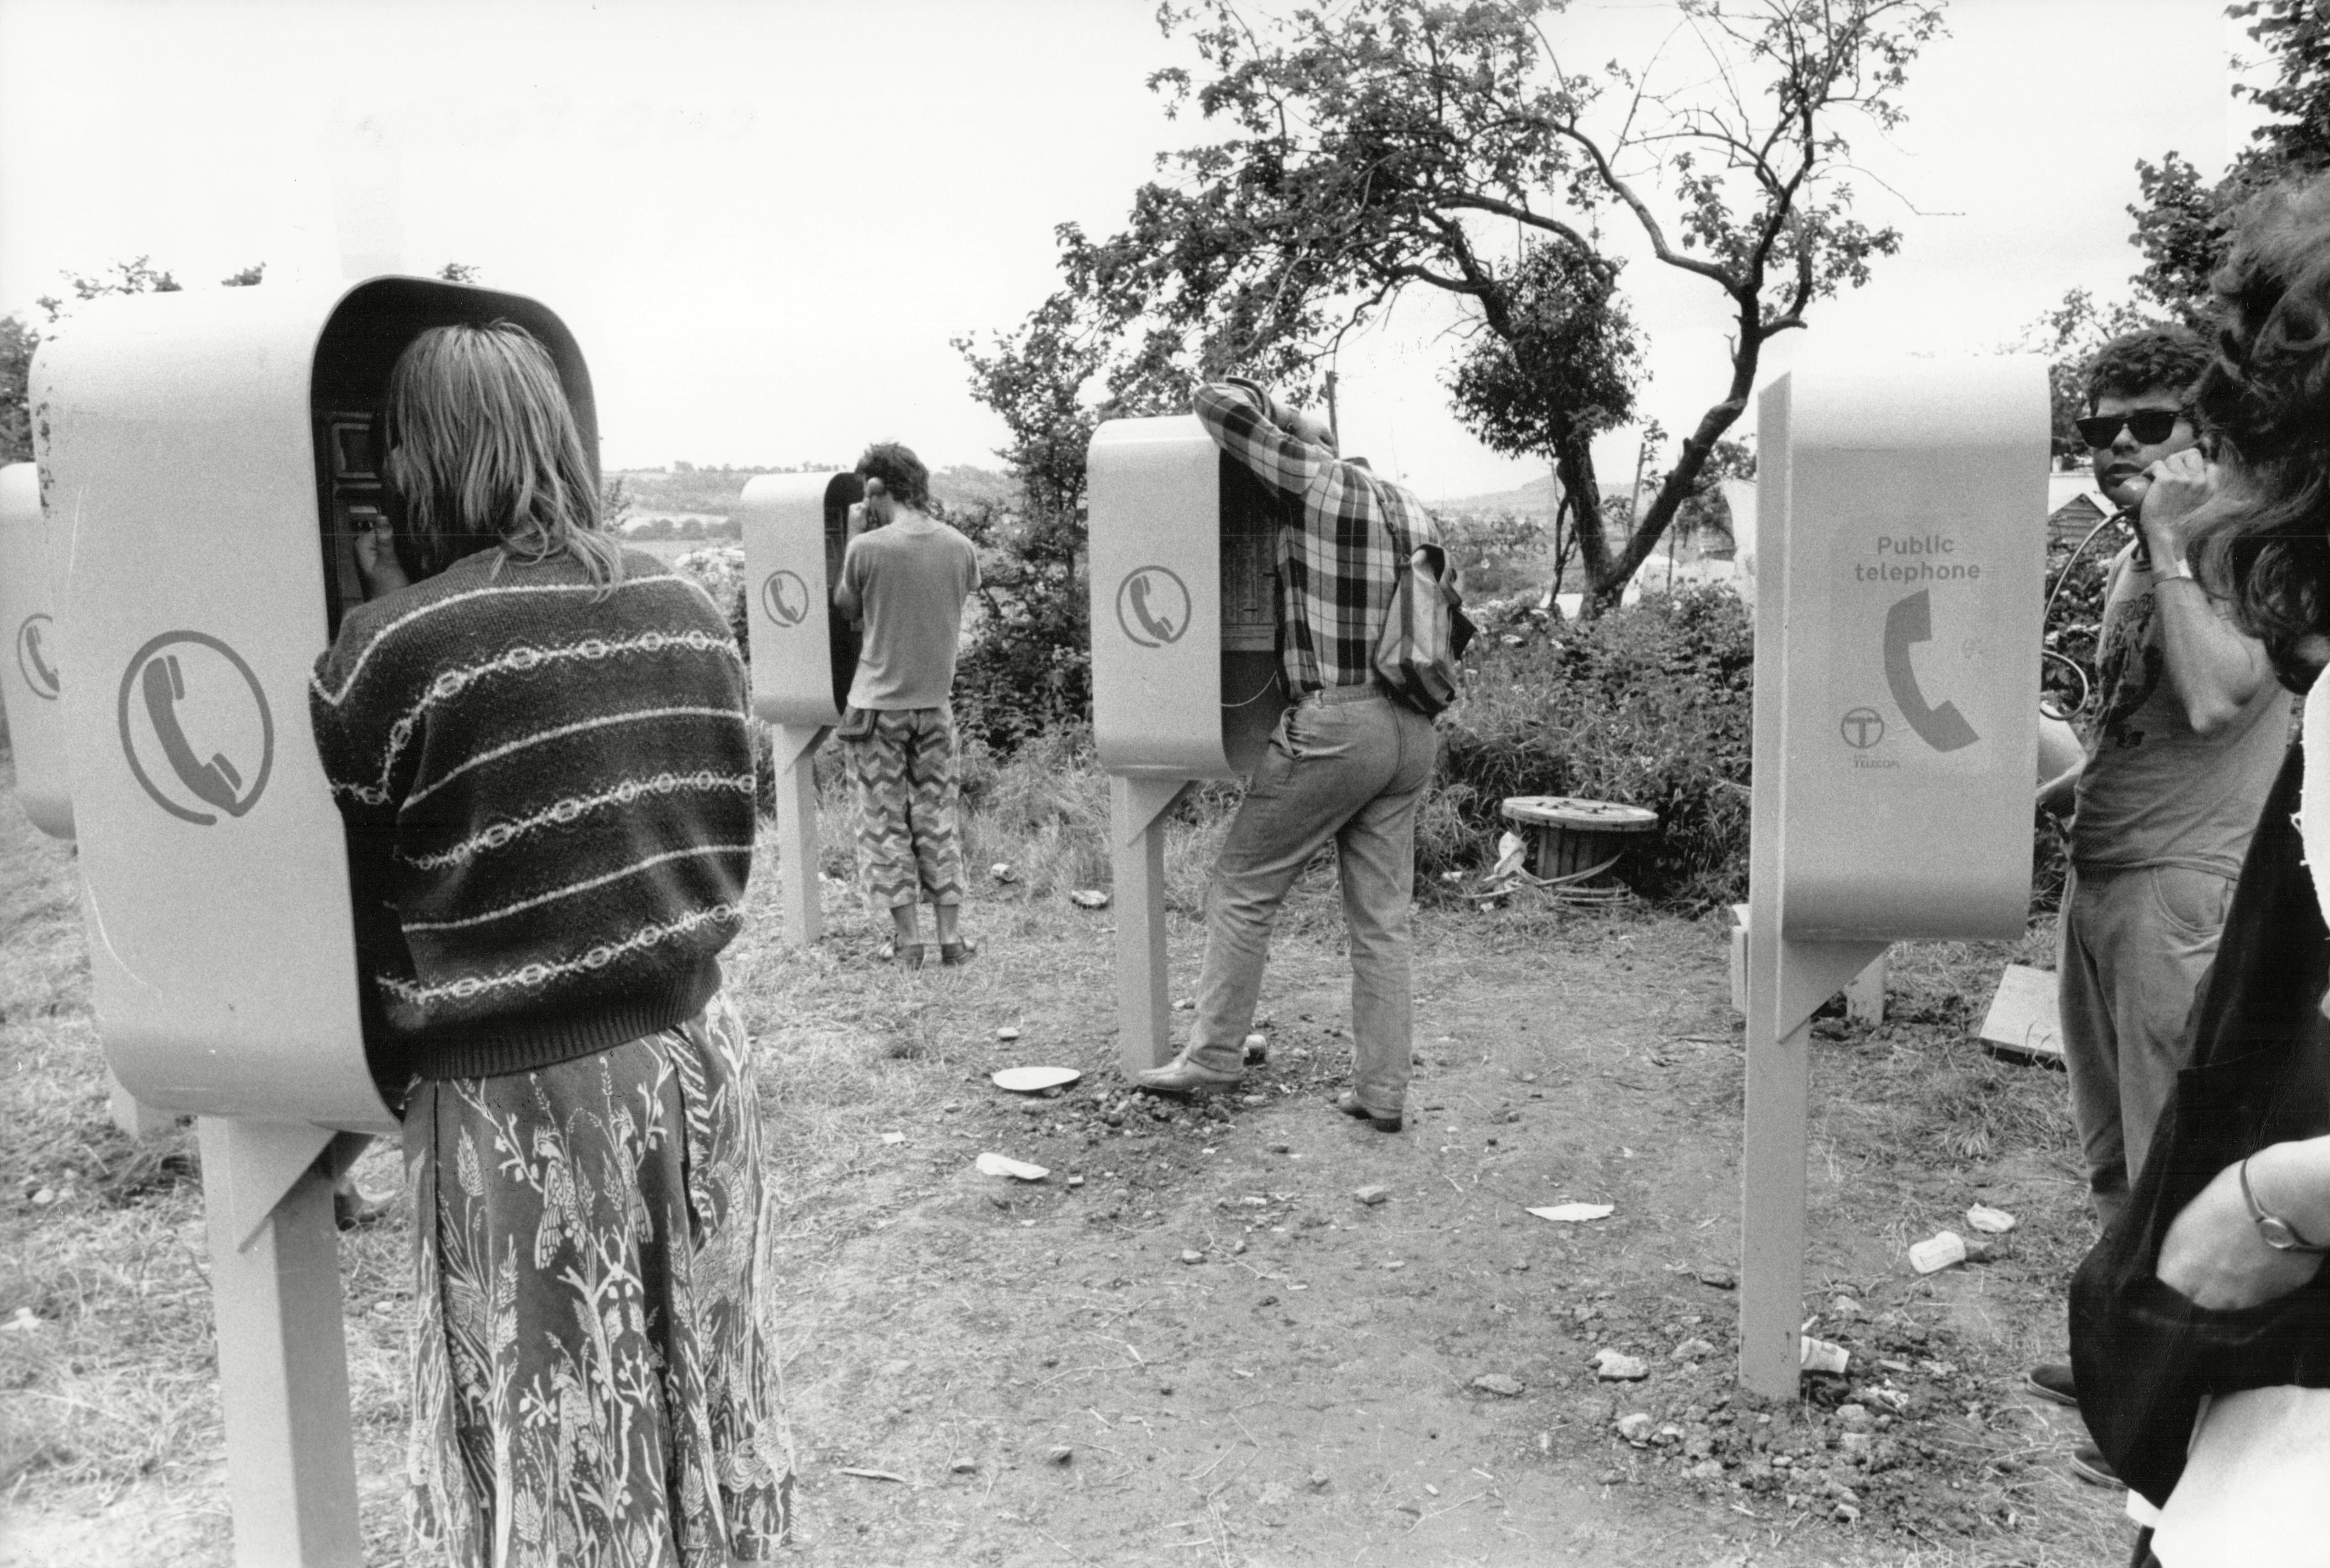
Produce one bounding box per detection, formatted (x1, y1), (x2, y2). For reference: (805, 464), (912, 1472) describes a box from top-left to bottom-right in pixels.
(1354, 1185), (1391, 1207)
(1066, 1174), (1084, 1189)
(1157, 1383), (1174, 1396)
(1307, 1470), (1331, 1491)
(1835, 1404), (1875, 1434)
(1832, 1503), (1862, 1524)
(995, 1026), (1022, 1042)
(1473, 1373), (1524, 1398)
(1047, 1445), (1073, 1465)
(987, 1193), (1011, 1210)
(30, 1188), (55, 1207)
(1838, 1431), (1876, 1458)
(1174, 998), (1194, 1010)
(1268, 1142), (1293, 1154)
(1670, 1337), (1716, 1362)
(1231, 1238), (1247, 1255)
(1594, 1350), (1650, 1382)
(1240, 1094), (1269, 1108)
(1616, 1412), (1656, 1444)
(1255, 1479), (1292, 1508)
(949, 1457), (978, 1474)
(880, 1131), (906, 1145)
(1696, 1268), (1737, 1289)
(1181, 1249), (1206, 1265)
(941, 1101), (962, 1114)
(1655, 1424), (1683, 1446)
(1381, 1260), (1405, 1271)
(1687, 1459), (1726, 1481)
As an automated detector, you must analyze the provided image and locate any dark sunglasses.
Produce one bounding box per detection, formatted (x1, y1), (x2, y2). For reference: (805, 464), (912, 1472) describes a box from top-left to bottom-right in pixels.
(2076, 408), (2187, 448)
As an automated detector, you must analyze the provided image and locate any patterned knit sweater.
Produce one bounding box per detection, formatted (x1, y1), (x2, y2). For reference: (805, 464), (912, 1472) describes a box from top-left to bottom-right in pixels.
(309, 547), (756, 1082)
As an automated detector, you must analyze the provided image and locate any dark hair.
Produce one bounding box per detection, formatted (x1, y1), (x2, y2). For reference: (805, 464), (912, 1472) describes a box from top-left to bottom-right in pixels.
(854, 442), (930, 511)
(2185, 179), (2330, 687)
(2084, 326), (2211, 412)
(381, 321), (622, 589)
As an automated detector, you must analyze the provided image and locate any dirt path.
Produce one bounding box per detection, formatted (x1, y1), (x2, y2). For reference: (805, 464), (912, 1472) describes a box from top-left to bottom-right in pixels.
(754, 897), (2125, 1567)
(1, 787), (2129, 1566)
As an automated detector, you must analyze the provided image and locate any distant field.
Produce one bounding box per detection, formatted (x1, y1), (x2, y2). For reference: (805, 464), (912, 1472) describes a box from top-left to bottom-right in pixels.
(623, 536), (739, 564)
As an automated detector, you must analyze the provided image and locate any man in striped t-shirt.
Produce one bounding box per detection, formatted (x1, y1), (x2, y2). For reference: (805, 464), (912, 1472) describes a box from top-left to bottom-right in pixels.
(1133, 379), (1442, 1133)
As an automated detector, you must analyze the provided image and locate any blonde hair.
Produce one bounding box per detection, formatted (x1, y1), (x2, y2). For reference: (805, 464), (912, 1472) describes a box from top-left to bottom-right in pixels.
(381, 321), (623, 588)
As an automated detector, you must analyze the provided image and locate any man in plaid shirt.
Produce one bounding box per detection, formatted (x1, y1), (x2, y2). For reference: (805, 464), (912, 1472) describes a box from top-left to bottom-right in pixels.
(1133, 378), (1443, 1132)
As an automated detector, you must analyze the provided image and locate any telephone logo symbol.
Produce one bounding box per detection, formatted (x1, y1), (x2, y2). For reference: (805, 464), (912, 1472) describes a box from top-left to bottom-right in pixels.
(1882, 589), (1979, 753)
(16, 613), (59, 700)
(762, 570), (810, 629)
(1116, 567), (1190, 648)
(117, 631), (274, 826)
(1839, 707), (1885, 749)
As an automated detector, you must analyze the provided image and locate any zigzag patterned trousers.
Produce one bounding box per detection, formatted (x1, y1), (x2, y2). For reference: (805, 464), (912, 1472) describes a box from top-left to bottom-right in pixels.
(845, 706), (965, 910)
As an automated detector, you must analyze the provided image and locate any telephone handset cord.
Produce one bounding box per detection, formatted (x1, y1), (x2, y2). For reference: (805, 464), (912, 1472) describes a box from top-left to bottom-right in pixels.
(2039, 505), (2137, 723)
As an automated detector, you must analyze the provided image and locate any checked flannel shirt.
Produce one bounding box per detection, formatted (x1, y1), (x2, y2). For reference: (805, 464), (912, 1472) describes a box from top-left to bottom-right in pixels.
(1192, 382), (1443, 697)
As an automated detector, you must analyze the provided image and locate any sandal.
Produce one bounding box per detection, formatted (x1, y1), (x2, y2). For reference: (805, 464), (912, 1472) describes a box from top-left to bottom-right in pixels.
(939, 940), (978, 968)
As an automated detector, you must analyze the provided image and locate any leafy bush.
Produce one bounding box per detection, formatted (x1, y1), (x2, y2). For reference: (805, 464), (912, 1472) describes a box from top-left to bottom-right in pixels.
(1433, 585), (1754, 907)
(946, 499), (1093, 753)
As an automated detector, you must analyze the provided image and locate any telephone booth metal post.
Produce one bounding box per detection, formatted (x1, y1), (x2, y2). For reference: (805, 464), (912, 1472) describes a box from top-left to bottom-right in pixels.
(1739, 357), (2046, 1399)
(737, 470), (863, 946)
(32, 275), (596, 1568)
(1086, 415), (1289, 1075)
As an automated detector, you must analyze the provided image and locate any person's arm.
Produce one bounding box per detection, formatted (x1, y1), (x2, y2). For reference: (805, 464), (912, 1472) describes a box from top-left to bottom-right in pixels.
(2158, 1133), (2330, 1310)
(1192, 382), (1326, 508)
(2141, 448), (2273, 735)
(833, 530), (865, 623)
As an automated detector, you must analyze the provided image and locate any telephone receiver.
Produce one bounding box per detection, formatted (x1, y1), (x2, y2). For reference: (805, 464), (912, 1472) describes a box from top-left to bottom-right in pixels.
(1882, 589), (1980, 753)
(141, 653), (254, 816)
(23, 621), (58, 691)
(1128, 574), (1179, 642)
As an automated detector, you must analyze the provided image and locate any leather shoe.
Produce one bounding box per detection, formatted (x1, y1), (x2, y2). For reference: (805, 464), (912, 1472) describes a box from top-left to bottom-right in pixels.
(2069, 1442), (2122, 1489)
(2024, 1363), (2077, 1407)
(1135, 1053), (1244, 1096)
(1334, 1090), (1403, 1133)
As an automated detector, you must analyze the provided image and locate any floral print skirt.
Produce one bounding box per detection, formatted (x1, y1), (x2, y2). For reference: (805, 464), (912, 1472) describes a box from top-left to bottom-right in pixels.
(400, 989), (792, 1567)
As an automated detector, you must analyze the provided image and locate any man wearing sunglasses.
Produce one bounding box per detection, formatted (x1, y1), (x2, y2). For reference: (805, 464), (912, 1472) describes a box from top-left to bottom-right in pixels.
(2030, 329), (2291, 1481)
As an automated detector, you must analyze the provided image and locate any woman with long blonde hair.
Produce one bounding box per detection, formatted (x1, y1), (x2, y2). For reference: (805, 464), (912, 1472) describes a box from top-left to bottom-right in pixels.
(310, 321), (791, 1565)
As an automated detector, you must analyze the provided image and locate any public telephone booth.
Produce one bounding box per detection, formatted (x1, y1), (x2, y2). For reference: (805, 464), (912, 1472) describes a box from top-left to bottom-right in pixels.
(0, 461), (71, 840)
(32, 274), (595, 1567)
(1086, 414), (1293, 1071)
(736, 469), (867, 945)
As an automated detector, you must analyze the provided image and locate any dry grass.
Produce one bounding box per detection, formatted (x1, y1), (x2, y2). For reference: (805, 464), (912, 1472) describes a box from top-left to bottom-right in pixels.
(1, 734), (2130, 1566)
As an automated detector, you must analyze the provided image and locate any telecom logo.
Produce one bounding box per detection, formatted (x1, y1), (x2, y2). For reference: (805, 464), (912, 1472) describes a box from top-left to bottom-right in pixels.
(117, 631), (274, 826)
(16, 613), (59, 700)
(1839, 707), (1885, 749)
(761, 570), (810, 629)
(1116, 566), (1190, 648)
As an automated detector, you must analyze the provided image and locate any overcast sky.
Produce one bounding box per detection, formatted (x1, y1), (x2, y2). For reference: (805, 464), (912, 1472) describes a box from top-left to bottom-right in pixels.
(0, 0), (2254, 498)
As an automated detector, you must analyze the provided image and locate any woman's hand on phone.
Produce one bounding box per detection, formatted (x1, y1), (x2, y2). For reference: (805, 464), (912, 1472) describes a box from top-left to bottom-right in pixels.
(353, 524), (412, 600)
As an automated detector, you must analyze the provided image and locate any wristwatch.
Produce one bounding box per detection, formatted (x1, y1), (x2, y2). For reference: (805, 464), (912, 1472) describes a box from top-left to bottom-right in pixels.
(2240, 1155), (2330, 1254)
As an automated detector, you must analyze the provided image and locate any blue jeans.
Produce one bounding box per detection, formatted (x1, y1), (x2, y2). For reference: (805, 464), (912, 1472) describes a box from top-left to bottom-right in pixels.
(1185, 689), (1439, 1115)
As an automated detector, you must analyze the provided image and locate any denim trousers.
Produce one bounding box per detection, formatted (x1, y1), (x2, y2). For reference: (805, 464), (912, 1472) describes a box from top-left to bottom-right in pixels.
(1185, 689), (1439, 1115)
(2057, 862), (2237, 1232)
